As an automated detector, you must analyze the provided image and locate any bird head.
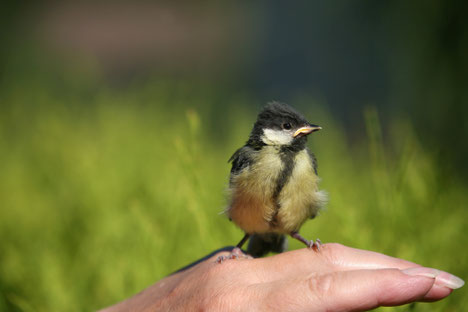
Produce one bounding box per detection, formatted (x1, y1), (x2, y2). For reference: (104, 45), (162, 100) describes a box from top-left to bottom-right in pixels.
(248, 102), (321, 149)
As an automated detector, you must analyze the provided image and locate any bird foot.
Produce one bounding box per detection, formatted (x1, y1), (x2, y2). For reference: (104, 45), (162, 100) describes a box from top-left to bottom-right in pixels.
(307, 238), (322, 252)
(290, 232), (322, 252)
(216, 247), (252, 263)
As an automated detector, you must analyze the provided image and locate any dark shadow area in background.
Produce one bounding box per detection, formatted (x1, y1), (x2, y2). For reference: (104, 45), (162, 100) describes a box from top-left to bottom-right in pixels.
(1, 0), (467, 180)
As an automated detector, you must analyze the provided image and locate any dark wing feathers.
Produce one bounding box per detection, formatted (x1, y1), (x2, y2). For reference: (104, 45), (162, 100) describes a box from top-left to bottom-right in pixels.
(228, 146), (254, 176)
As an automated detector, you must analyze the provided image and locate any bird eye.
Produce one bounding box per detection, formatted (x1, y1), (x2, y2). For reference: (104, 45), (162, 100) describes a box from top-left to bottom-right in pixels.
(282, 123), (292, 130)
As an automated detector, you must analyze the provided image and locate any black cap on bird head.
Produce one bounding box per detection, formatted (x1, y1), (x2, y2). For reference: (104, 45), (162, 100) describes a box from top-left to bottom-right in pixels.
(247, 102), (321, 149)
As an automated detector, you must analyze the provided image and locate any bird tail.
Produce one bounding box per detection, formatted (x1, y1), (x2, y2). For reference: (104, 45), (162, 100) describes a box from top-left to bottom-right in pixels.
(247, 233), (288, 258)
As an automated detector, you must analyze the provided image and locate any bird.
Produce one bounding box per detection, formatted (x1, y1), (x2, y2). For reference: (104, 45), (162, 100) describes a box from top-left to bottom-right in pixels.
(225, 101), (327, 258)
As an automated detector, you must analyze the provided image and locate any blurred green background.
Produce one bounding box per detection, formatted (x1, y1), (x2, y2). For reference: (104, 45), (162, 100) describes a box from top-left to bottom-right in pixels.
(1, 1), (467, 311)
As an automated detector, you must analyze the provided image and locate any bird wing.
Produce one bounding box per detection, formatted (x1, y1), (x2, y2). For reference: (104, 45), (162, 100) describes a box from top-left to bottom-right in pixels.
(306, 147), (319, 174)
(228, 145), (254, 175)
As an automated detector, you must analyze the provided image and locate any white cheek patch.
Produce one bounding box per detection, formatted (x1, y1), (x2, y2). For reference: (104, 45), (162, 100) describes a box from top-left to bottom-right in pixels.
(261, 129), (294, 145)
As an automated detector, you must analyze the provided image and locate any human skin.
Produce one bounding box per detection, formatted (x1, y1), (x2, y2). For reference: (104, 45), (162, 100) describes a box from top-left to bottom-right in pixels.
(100, 243), (464, 312)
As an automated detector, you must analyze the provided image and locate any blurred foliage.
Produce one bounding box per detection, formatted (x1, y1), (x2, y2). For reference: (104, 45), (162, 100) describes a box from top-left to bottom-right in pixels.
(0, 74), (466, 311)
(0, 1), (467, 310)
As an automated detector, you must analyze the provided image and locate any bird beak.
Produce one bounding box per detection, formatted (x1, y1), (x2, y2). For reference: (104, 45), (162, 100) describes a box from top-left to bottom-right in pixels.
(293, 125), (322, 138)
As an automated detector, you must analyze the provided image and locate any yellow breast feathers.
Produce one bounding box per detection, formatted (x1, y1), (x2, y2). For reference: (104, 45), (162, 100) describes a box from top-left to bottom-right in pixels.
(227, 147), (327, 234)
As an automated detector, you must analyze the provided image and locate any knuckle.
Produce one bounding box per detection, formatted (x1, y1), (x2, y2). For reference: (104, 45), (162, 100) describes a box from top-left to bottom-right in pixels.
(306, 273), (335, 299)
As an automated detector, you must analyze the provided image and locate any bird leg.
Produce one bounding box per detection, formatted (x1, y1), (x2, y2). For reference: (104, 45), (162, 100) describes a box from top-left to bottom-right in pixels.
(236, 233), (250, 249)
(290, 231), (321, 251)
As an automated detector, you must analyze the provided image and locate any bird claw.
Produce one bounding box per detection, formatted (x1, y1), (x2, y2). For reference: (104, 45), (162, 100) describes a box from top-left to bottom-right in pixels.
(307, 238), (322, 252)
(216, 247), (252, 263)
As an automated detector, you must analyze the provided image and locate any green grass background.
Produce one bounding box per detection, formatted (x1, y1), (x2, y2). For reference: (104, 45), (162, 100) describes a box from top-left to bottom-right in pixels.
(0, 80), (466, 311)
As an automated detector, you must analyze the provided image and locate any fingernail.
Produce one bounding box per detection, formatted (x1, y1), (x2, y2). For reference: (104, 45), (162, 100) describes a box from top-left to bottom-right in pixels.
(402, 267), (440, 279)
(435, 271), (465, 290)
(402, 267), (465, 289)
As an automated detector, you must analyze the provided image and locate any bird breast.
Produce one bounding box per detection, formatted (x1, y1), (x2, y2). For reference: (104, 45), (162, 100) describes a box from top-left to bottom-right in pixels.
(227, 147), (326, 234)
(276, 149), (326, 232)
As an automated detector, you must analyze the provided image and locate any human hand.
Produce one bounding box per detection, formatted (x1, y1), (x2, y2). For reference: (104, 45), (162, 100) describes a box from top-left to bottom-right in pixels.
(101, 243), (464, 311)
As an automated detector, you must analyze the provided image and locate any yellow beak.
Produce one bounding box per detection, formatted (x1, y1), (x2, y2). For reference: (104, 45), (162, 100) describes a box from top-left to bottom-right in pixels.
(293, 125), (322, 138)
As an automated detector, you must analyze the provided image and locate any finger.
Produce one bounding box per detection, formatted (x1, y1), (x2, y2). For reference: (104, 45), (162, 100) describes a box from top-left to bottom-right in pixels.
(317, 243), (423, 270)
(256, 243), (421, 282)
(284, 243), (420, 271)
(402, 267), (464, 301)
(267, 268), (449, 312)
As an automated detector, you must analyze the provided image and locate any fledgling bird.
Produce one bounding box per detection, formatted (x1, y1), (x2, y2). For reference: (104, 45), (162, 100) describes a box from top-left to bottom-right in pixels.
(226, 102), (327, 258)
